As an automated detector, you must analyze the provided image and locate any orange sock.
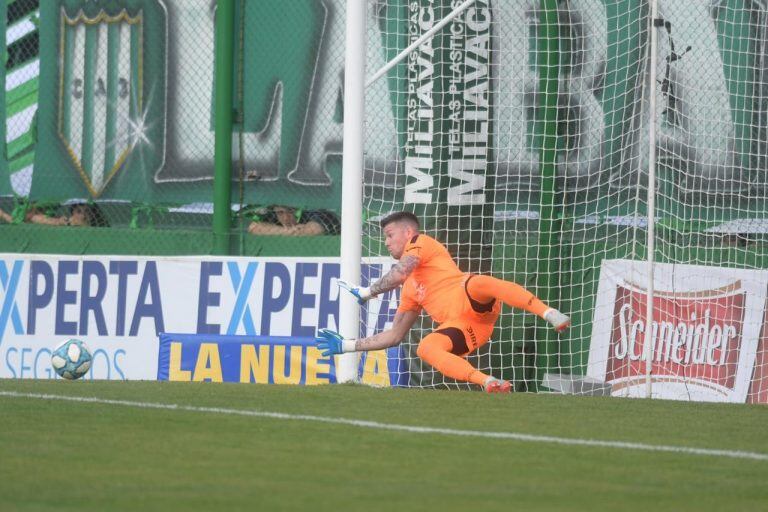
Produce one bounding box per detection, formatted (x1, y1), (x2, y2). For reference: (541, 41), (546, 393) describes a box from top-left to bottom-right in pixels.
(416, 332), (489, 386)
(467, 274), (549, 317)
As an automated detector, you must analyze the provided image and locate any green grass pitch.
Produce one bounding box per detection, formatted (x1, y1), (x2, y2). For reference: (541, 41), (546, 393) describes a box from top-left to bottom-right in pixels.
(1, 380), (767, 512)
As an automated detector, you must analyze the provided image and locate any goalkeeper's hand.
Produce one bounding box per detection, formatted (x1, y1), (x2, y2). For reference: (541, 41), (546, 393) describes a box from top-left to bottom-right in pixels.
(315, 328), (356, 357)
(337, 279), (373, 305)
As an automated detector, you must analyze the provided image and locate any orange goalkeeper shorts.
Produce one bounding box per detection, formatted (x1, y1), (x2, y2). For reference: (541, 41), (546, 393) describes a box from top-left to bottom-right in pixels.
(429, 275), (502, 356)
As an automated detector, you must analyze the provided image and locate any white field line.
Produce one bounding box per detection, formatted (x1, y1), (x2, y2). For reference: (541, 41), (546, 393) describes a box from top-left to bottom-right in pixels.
(2, 391), (767, 462)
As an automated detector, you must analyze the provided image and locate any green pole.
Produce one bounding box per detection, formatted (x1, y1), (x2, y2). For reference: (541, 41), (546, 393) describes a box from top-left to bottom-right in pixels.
(0, 0), (8, 196)
(213, 0), (236, 255)
(535, 0), (561, 388)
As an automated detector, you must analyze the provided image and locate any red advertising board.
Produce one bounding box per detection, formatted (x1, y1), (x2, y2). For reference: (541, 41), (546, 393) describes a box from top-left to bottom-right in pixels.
(589, 260), (767, 403)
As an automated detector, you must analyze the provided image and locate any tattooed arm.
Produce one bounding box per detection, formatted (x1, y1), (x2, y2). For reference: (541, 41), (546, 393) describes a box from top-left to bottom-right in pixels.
(315, 308), (419, 355)
(370, 255), (420, 296)
(353, 309), (419, 351)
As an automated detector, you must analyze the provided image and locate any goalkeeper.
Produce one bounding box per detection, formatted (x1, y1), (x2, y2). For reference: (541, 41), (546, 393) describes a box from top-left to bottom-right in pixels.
(315, 211), (570, 393)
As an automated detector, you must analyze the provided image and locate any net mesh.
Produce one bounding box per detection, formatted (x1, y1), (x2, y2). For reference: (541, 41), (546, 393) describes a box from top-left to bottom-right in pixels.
(363, 0), (768, 401)
(0, 0), (766, 401)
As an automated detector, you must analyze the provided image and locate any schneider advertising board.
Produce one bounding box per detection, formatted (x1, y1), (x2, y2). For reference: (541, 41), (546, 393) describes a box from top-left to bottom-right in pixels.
(589, 259), (768, 403)
(0, 254), (401, 385)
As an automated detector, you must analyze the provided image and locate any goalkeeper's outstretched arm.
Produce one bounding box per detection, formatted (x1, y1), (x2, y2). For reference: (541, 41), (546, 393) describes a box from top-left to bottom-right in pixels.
(315, 310), (419, 356)
(355, 309), (419, 351)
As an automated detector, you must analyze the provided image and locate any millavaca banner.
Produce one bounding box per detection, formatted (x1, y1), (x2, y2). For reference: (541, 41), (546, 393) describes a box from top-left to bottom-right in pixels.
(0, 254), (402, 385)
(588, 259), (768, 403)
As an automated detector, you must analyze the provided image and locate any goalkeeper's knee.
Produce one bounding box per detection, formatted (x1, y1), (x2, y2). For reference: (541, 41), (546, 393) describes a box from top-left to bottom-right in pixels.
(416, 335), (450, 363)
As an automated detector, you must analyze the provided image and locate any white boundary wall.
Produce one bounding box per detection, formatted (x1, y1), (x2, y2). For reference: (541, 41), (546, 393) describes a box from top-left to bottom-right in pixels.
(0, 254), (395, 380)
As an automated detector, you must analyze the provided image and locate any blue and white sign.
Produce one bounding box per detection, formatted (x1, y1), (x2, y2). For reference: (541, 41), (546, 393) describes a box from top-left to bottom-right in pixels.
(0, 254), (398, 380)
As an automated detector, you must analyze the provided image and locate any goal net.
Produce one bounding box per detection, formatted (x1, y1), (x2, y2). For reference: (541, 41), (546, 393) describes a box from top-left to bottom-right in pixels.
(361, 0), (768, 402)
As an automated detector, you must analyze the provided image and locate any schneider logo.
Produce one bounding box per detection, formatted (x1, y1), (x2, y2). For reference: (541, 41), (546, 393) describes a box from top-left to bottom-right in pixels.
(607, 282), (745, 392)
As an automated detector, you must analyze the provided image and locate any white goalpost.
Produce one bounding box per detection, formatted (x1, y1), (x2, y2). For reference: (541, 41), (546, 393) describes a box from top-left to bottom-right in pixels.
(339, 0), (480, 383)
(338, 0), (368, 383)
(644, 0), (660, 399)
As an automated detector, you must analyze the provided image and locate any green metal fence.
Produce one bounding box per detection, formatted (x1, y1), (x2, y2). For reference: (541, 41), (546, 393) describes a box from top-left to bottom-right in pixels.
(0, 0), (344, 256)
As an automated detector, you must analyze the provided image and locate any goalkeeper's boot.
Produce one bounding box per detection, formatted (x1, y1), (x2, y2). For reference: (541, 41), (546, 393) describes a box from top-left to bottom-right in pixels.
(544, 308), (570, 333)
(484, 377), (512, 394)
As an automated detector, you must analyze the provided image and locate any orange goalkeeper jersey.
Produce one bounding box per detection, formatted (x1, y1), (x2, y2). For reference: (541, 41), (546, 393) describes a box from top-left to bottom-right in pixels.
(396, 234), (467, 324)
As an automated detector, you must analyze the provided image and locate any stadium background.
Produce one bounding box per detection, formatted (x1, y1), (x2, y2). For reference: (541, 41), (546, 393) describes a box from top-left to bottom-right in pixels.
(1, 2), (766, 510)
(0, 0), (766, 395)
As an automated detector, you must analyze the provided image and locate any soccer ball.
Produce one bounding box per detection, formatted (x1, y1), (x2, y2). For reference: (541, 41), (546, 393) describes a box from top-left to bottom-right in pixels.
(51, 339), (93, 380)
